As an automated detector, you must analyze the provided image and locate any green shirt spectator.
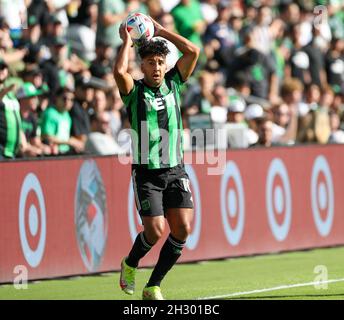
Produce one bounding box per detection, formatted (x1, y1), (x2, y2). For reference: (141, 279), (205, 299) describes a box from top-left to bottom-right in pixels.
(171, 0), (205, 49)
(41, 105), (72, 154)
(0, 91), (22, 159)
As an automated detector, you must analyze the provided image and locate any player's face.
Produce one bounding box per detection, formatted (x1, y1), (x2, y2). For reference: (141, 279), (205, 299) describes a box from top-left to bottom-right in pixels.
(141, 55), (167, 87)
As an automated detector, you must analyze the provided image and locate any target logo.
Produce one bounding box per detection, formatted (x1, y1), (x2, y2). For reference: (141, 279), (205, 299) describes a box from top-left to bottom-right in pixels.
(220, 161), (245, 246)
(128, 165), (202, 250)
(311, 155), (334, 237)
(19, 173), (46, 268)
(266, 158), (292, 242)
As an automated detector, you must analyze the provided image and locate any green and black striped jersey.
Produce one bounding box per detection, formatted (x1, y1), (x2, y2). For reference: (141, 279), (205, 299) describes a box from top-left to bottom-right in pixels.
(0, 93), (21, 158)
(121, 66), (185, 169)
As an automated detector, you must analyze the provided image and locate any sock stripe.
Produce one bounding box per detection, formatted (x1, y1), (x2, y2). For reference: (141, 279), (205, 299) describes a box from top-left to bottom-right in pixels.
(140, 232), (152, 250)
(168, 235), (185, 249)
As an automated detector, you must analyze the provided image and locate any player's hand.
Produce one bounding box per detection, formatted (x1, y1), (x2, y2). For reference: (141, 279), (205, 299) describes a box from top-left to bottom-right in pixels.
(119, 23), (133, 47)
(149, 16), (164, 37)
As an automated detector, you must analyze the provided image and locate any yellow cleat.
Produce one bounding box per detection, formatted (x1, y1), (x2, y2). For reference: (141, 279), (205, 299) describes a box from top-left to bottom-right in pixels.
(142, 286), (164, 300)
(119, 258), (136, 295)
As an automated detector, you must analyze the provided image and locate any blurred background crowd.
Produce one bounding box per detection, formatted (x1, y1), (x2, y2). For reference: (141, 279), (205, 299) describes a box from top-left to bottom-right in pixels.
(0, 0), (344, 159)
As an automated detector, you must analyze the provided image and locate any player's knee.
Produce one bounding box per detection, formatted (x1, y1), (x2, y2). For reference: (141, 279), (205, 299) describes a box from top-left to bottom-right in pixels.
(145, 225), (164, 244)
(175, 222), (192, 241)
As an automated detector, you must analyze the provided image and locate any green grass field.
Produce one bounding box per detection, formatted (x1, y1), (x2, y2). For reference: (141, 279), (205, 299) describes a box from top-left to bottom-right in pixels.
(1, 246), (344, 300)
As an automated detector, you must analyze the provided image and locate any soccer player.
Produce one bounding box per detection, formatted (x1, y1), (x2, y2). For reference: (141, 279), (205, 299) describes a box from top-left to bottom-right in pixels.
(114, 18), (200, 300)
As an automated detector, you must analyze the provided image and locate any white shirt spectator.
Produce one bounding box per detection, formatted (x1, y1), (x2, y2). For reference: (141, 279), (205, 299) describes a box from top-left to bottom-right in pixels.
(0, 0), (26, 29)
(86, 132), (125, 155)
(160, 0), (180, 13)
(200, 1), (218, 24)
(328, 130), (344, 144)
(271, 123), (286, 143)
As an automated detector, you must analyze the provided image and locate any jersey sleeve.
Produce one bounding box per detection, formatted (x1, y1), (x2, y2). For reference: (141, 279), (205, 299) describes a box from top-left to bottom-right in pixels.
(165, 65), (186, 90)
(120, 81), (138, 108)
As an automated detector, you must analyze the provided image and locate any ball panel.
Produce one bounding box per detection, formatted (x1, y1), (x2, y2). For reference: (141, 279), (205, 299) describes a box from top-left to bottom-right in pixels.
(125, 13), (154, 42)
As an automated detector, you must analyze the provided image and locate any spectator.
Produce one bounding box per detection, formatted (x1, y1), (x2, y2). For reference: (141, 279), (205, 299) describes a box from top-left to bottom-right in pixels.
(96, 0), (139, 51)
(253, 5), (273, 56)
(106, 86), (125, 145)
(93, 88), (108, 114)
(28, 0), (51, 27)
(40, 15), (65, 51)
(325, 37), (344, 93)
(146, 0), (163, 20)
(0, 17), (27, 66)
(0, 0), (26, 31)
(304, 84), (321, 113)
(68, 0), (98, 31)
(85, 111), (124, 155)
(40, 84), (83, 154)
(0, 60), (23, 159)
(18, 15), (42, 48)
(183, 70), (216, 115)
(272, 78), (300, 145)
(328, 110), (344, 144)
(41, 36), (86, 94)
(245, 103), (264, 146)
(319, 86), (335, 110)
(90, 38), (114, 76)
(68, 75), (95, 152)
(0, 0), (343, 159)
(226, 96), (246, 124)
(16, 82), (52, 156)
(171, 0), (205, 49)
(251, 118), (276, 148)
(200, 0), (219, 25)
(286, 23), (311, 85)
(226, 26), (278, 103)
(302, 26), (328, 88)
(211, 84), (229, 125)
(203, 0), (238, 69)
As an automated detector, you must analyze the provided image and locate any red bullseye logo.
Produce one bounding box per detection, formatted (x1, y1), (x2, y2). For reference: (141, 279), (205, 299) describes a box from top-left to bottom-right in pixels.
(266, 158), (292, 242)
(19, 173), (46, 268)
(220, 161), (245, 246)
(311, 155), (334, 237)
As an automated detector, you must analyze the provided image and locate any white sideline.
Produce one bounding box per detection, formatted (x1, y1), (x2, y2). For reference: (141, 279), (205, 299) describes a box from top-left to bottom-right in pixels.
(198, 278), (344, 300)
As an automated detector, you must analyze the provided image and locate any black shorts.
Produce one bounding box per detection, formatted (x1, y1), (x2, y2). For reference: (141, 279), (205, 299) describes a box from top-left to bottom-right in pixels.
(132, 164), (194, 216)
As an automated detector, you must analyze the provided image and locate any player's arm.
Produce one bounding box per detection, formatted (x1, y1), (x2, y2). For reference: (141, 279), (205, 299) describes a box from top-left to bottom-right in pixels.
(151, 18), (200, 82)
(113, 24), (134, 95)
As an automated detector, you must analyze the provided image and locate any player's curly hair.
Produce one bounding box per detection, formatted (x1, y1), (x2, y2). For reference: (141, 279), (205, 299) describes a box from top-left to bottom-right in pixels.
(138, 39), (170, 59)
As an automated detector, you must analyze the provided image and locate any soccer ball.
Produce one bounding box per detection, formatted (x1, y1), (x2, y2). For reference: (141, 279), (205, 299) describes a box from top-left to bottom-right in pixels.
(126, 13), (155, 43)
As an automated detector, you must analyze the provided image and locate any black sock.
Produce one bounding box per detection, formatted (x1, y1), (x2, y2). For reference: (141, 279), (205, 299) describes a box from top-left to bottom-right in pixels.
(126, 232), (153, 268)
(146, 234), (185, 287)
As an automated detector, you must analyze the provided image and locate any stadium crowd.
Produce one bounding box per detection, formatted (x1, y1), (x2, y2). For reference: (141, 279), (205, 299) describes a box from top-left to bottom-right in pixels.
(0, 0), (344, 159)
